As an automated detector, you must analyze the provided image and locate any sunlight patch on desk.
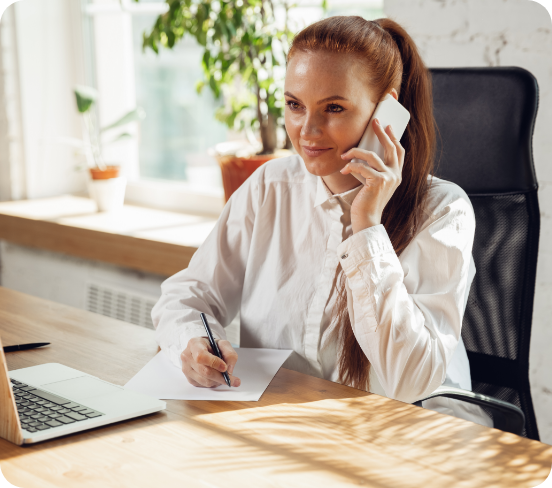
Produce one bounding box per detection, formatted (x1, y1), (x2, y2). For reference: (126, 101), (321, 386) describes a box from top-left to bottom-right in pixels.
(190, 396), (552, 487)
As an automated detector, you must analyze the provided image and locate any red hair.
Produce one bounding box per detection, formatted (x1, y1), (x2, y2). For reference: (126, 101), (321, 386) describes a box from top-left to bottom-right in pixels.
(288, 16), (436, 390)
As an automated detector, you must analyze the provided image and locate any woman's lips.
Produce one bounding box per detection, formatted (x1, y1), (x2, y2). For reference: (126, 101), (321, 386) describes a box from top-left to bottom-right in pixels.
(302, 146), (332, 157)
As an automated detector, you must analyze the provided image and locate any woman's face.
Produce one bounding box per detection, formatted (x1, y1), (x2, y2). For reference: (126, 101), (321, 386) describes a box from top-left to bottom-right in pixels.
(284, 50), (377, 180)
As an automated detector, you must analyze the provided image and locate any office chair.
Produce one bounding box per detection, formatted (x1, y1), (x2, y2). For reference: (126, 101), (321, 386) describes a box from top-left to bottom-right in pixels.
(414, 67), (541, 440)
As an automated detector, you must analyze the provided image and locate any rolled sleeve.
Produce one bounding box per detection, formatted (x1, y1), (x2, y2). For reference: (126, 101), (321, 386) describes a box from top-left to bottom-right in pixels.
(336, 194), (476, 404)
(152, 172), (259, 368)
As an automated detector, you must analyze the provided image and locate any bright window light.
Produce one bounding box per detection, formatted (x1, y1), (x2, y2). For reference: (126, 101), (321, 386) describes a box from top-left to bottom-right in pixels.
(85, 0), (384, 198)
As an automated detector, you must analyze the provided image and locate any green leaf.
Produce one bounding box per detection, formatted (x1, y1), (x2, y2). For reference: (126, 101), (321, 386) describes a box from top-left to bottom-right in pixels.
(209, 76), (220, 97)
(104, 132), (133, 145)
(100, 107), (146, 132)
(226, 20), (236, 37)
(195, 79), (206, 94)
(137, 0), (322, 150)
(74, 85), (98, 113)
(167, 30), (176, 48)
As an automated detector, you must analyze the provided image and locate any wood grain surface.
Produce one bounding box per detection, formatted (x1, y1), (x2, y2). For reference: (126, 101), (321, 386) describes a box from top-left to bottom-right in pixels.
(0, 213), (195, 277)
(0, 337), (23, 445)
(0, 287), (551, 488)
(0, 196), (214, 276)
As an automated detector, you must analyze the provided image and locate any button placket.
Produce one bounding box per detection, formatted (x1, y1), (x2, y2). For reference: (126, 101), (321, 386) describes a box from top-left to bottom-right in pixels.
(304, 201), (344, 374)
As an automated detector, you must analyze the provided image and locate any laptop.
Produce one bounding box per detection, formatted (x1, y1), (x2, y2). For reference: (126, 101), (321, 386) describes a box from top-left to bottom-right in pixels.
(0, 337), (166, 445)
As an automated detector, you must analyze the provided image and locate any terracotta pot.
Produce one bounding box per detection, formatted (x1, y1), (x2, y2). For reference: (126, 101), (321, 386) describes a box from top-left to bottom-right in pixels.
(89, 166), (120, 180)
(216, 149), (292, 202)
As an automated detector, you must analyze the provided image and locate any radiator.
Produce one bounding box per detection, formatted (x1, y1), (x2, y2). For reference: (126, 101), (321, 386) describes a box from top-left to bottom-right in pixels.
(85, 282), (158, 329)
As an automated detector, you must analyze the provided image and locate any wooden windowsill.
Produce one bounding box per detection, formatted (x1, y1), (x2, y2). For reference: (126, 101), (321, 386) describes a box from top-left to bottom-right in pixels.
(0, 196), (218, 276)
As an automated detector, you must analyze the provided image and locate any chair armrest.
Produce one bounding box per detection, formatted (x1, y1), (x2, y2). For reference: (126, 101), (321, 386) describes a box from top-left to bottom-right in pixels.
(413, 385), (525, 436)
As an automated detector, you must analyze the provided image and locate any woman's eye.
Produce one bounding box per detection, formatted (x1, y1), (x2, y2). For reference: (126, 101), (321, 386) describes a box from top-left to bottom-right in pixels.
(284, 100), (344, 113)
(326, 104), (344, 113)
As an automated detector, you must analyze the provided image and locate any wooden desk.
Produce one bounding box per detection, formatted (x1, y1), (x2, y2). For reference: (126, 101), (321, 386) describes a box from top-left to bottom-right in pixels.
(0, 288), (551, 488)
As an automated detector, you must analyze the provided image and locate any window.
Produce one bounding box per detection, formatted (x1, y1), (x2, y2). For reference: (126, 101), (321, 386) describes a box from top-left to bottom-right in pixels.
(84, 0), (384, 212)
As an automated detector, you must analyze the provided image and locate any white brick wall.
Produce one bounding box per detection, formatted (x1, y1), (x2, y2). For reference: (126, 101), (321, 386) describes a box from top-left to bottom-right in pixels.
(384, 0), (552, 442)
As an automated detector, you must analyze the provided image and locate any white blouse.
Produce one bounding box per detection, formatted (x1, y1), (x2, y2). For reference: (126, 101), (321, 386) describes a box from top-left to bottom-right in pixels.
(152, 154), (491, 426)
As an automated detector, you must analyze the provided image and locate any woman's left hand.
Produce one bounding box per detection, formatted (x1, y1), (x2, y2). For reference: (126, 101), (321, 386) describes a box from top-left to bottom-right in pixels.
(340, 118), (405, 234)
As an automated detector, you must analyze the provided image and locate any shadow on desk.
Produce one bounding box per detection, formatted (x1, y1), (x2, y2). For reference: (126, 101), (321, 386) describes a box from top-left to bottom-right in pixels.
(6, 390), (546, 487)
(5, 391), (549, 488)
(1, 288), (551, 487)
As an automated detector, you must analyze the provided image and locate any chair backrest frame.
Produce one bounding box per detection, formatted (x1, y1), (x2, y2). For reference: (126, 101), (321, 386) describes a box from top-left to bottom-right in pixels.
(429, 67), (540, 440)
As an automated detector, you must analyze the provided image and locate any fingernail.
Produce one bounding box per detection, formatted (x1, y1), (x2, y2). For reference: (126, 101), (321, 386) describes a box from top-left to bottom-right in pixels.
(228, 365), (234, 375)
(233, 378), (241, 387)
(374, 118), (380, 125)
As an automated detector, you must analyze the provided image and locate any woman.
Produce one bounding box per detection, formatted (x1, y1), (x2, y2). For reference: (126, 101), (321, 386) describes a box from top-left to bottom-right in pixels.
(152, 16), (490, 425)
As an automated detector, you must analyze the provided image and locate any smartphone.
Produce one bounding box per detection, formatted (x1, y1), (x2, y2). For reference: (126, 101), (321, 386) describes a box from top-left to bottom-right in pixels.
(350, 94), (411, 185)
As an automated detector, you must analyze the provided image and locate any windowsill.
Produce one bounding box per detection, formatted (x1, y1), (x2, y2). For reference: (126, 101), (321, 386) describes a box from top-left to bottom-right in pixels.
(0, 195), (219, 276)
(125, 178), (225, 216)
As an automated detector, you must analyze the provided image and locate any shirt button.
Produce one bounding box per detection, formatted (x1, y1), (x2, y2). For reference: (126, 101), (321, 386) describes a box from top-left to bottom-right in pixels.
(341, 254), (348, 259)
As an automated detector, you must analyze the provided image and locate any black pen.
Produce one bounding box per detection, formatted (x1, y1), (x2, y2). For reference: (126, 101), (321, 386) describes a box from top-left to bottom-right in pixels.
(3, 342), (50, 353)
(200, 313), (232, 388)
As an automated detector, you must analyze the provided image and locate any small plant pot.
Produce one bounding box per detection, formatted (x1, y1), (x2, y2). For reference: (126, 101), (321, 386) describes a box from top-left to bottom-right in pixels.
(216, 149), (292, 202)
(88, 166), (126, 212)
(90, 165), (121, 180)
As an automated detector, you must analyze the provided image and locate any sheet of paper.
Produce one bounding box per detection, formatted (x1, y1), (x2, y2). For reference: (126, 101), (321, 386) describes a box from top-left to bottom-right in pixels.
(124, 348), (292, 401)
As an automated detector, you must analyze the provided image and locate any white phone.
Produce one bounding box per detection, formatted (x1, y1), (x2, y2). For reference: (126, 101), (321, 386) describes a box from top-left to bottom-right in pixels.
(350, 94), (411, 185)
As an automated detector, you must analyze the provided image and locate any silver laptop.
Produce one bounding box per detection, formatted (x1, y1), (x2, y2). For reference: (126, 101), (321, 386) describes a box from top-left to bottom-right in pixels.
(1, 339), (166, 445)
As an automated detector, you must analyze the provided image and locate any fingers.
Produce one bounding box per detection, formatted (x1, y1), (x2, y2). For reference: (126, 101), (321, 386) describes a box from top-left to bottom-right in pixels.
(189, 360), (241, 387)
(192, 339), (227, 372)
(341, 160), (383, 185)
(218, 340), (238, 375)
(181, 346), (219, 388)
(341, 148), (386, 172)
(384, 123), (406, 170)
(369, 118), (405, 169)
(181, 337), (241, 388)
(372, 117), (396, 157)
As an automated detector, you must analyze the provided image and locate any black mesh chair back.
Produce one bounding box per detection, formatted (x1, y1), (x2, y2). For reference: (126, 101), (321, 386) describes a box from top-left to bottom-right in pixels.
(430, 67), (540, 440)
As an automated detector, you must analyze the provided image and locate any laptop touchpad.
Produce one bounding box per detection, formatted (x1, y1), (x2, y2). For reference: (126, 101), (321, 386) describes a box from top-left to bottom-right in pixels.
(43, 376), (122, 400)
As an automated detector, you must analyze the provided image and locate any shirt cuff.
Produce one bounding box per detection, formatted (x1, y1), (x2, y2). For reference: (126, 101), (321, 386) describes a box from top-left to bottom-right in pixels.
(337, 224), (394, 274)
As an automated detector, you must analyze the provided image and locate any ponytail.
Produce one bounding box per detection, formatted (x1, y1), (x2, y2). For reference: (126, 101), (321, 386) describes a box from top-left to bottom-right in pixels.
(375, 18), (435, 250)
(289, 17), (436, 391)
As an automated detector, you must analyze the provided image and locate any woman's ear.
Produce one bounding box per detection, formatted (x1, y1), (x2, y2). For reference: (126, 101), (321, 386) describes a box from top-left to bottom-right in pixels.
(389, 88), (399, 101)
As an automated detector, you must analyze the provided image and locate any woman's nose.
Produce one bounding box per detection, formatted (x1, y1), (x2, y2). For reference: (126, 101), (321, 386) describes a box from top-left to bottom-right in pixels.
(300, 113), (324, 140)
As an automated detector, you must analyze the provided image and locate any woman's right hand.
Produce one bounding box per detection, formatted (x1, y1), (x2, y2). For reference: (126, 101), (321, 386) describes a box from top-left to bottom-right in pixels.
(181, 337), (241, 388)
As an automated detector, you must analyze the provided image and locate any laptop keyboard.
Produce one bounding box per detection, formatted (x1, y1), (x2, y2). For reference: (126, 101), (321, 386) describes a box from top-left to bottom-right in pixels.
(10, 378), (105, 434)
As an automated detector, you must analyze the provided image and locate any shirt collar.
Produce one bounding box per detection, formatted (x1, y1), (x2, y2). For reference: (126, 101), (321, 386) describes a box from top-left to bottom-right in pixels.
(314, 177), (363, 208)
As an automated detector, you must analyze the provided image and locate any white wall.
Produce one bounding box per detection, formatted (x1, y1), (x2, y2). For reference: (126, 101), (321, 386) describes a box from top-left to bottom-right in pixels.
(384, 0), (552, 443)
(0, 241), (165, 309)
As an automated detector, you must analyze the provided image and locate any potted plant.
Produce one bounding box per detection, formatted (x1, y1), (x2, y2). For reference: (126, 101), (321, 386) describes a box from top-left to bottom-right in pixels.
(74, 85), (145, 211)
(141, 0), (310, 201)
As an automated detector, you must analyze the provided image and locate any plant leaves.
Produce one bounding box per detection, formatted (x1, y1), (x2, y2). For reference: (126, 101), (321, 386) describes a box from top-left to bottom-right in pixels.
(103, 132), (133, 145)
(74, 85), (98, 113)
(100, 107), (146, 132)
